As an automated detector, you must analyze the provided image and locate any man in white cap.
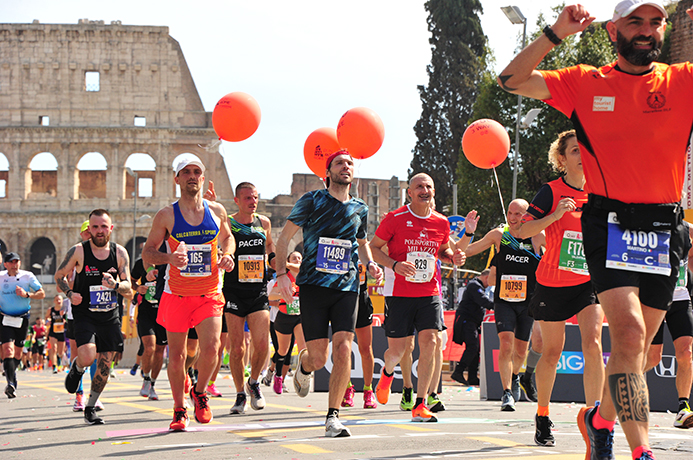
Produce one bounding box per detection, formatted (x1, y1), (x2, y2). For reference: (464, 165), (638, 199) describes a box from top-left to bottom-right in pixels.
(496, 1), (693, 459)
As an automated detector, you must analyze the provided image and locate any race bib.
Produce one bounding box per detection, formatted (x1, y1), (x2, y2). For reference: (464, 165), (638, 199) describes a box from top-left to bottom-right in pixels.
(316, 237), (351, 274)
(89, 285), (118, 312)
(358, 263), (366, 285)
(558, 230), (589, 275)
(605, 212), (671, 275)
(239, 254), (264, 283)
(286, 297), (300, 316)
(405, 252), (436, 283)
(144, 282), (158, 305)
(180, 244), (213, 277)
(678, 259), (688, 288)
(53, 322), (64, 333)
(2, 315), (23, 328)
(499, 274), (527, 302)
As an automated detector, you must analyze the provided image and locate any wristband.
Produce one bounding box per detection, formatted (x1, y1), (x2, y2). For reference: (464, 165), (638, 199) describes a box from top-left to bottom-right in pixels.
(392, 261), (398, 271)
(66, 290), (73, 299)
(543, 26), (562, 46)
(276, 272), (288, 278)
(146, 266), (155, 273)
(114, 282), (120, 291)
(465, 232), (474, 237)
(26, 292), (30, 299)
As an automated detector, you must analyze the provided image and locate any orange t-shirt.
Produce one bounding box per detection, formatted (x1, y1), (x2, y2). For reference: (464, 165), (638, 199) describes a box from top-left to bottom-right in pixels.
(540, 62), (693, 204)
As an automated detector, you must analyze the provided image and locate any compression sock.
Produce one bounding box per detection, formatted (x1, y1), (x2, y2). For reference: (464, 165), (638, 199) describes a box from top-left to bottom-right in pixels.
(87, 391), (102, 408)
(275, 354), (285, 377)
(525, 348), (542, 377)
(89, 359), (97, 378)
(3, 358), (16, 386)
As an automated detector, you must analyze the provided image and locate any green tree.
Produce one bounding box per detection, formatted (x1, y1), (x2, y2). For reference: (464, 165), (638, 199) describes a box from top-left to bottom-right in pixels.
(457, 9), (617, 271)
(410, 0), (487, 211)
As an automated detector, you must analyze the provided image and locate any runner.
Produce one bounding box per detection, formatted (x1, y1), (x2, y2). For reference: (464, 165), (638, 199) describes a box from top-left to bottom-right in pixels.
(56, 209), (132, 425)
(275, 149), (383, 437)
(370, 173), (464, 422)
(46, 295), (66, 373)
(142, 154), (235, 431)
(223, 182), (274, 415)
(459, 200), (543, 411)
(497, 2), (693, 458)
(31, 317), (48, 370)
(517, 130), (605, 447)
(1, 252), (45, 398)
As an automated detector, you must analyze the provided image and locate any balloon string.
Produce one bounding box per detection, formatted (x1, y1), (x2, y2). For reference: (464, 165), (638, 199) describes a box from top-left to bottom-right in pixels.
(353, 159), (361, 198)
(493, 166), (508, 226)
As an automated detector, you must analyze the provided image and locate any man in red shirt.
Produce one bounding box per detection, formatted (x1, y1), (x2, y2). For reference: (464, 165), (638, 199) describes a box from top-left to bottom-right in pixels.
(497, 2), (693, 459)
(370, 173), (464, 422)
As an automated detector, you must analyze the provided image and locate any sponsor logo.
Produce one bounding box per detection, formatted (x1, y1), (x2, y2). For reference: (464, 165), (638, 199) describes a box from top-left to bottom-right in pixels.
(238, 239), (263, 247)
(406, 221), (413, 228)
(646, 92), (666, 110)
(653, 355), (677, 378)
(593, 96), (615, 112)
(492, 350), (610, 374)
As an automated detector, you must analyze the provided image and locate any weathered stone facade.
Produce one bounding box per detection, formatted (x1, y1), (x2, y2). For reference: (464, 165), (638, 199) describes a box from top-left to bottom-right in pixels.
(0, 20), (233, 307)
(670, 0), (693, 64)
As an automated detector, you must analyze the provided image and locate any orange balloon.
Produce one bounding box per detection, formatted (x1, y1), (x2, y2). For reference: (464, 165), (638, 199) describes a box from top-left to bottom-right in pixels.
(336, 107), (385, 159)
(462, 119), (510, 169)
(304, 127), (341, 177)
(212, 92), (261, 142)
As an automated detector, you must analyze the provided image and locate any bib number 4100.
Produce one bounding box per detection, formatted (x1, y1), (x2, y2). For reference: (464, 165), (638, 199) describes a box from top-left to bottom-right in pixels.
(621, 230), (659, 250)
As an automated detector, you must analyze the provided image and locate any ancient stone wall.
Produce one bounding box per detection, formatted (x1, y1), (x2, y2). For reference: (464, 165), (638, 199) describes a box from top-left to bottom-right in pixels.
(670, 0), (693, 64)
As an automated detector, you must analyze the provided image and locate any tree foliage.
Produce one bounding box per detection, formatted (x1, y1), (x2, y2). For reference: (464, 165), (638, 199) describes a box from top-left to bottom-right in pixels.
(457, 8), (617, 271)
(410, 0), (487, 211)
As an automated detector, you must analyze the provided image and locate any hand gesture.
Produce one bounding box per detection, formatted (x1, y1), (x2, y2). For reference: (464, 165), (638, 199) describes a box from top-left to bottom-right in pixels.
(553, 4), (595, 39)
(464, 210), (479, 234)
(203, 180), (217, 201)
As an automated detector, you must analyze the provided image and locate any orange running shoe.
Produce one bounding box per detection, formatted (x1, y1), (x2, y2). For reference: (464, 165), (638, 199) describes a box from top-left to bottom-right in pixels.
(375, 372), (394, 405)
(169, 407), (189, 431)
(190, 388), (213, 423)
(411, 402), (438, 422)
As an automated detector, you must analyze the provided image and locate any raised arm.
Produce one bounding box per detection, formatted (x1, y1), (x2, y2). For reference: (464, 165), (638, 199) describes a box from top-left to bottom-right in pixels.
(497, 4), (594, 99)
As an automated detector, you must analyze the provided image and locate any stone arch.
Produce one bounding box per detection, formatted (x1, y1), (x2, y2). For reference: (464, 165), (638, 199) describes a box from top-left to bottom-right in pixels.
(171, 153), (203, 198)
(124, 153), (157, 198)
(0, 153), (8, 199)
(29, 237), (57, 284)
(76, 151), (108, 198)
(0, 239), (7, 260)
(27, 152), (58, 198)
(124, 236), (148, 266)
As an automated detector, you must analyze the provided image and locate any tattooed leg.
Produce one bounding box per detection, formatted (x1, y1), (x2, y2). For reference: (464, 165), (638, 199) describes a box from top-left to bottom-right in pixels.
(87, 351), (113, 407)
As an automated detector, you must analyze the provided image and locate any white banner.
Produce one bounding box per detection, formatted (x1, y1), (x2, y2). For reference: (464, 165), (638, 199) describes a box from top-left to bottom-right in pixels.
(684, 130), (693, 209)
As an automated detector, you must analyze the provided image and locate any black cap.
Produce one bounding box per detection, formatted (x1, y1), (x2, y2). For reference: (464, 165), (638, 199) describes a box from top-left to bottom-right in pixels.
(4, 252), (20, 263)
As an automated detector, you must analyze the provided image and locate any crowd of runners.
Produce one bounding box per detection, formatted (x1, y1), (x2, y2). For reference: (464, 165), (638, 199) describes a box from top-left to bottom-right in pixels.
(2, 2), (693, 459)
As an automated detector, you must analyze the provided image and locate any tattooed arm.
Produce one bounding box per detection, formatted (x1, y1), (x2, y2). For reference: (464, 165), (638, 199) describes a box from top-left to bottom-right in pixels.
(114, 245), (132, 296)
(54, 244), (85, 304)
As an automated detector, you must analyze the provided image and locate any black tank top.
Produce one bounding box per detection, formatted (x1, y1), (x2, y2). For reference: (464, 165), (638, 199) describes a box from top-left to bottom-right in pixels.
(74, 241), (119, 320)
(224, 215), (268, 293)
(492, 226), (541, 307)
(49, 306), (64, 334)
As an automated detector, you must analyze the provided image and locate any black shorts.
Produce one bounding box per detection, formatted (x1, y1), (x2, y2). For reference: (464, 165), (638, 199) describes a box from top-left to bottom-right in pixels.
(1, 316), (29, 347)
(224, 289), (269, 318)
(383, 296), (443, 338)
(530, 281), (598, 322)
(494, 301), (534, 341)
(137, 305), (168, 346)
(299, 284), (358, 342)
(275, 311), (301, 335)
(73, 314), (124, 353)
(65, 319), (76, 341)
(48, 331), (65, 342)
(356, 284), (374, 329)
(652, 299), (693, 345)
(187, 327), (198, 340)
(32, 340), (46, 355)
(581, 199), (686, 311)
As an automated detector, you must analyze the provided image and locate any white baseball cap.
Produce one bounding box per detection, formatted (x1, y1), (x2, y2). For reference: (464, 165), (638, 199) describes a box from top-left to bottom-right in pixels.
(174, 154), (205, 176)
(612, 0), (668, 22)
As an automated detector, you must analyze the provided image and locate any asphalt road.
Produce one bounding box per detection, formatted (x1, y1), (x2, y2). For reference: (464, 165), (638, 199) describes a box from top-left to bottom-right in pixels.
(2, 368), (693, 459)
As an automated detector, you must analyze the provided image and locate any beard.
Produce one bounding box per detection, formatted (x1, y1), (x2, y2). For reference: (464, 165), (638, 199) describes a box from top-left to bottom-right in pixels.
(329, 171), (352, 187)
(616, 31), (662, 67)
(92, 233), (110, 248)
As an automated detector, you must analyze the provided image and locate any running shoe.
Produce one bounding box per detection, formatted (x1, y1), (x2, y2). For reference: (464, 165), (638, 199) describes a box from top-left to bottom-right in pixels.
(73, 392), (85, 411)
(325, 414), (351, 437)
(5, 384), (16, 399)
(140, 378), (152, 397)
(363, 389), (377, 409)
(375, 371), (394, 405)
(293, 349), (312, 398)
(148, 385), (159, 401)
(109, 368), (117, 379)
(84, 406), (104, 425)
(500, 390), (515, 412)
(519, 373), (538, 402)
(635, 450), (656, 460)
(273, 374), (283, 395)
(400, 387), (414, 411)
(129, 363), (139, 376)
(65, 360), (85, 394)
(674, 402), (693, 429)
(229, 393), (247, 415)
(169, 407), (189, 432)
(95, 399), (104, 411)
(427, 393), (446, 412)
(534, 414), (555, 447)
(207, 383), (223, 398)
(244, 366), (250, 378)
(450, 369), (468, 385)
(53, 367), (58, 374)
(190, 388), (213, 423)
(246, 380), (266, 410)
(511, 374), (521, 403)
(577, 403), (615, 460)
(411, 402), (438, 422)
(341, 383), (355, 407)
(262, 368), (274, 387)
(184, 373), (192, 395)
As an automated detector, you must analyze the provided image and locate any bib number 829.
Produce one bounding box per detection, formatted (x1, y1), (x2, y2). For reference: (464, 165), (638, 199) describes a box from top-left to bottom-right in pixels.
(414, 259), (428, 270)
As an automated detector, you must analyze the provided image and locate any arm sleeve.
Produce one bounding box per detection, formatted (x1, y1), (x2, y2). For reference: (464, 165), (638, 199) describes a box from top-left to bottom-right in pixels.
(525, 184), (554, 221)
(131, 258), (145, 284)
(287, 192), (315, 227)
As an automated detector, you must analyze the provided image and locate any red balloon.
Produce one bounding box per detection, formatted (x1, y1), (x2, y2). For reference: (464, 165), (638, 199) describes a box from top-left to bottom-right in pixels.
(462, 119), (510, 169)
(336, 107), (384, 160)
(212, 92), (261, 142)
(304, 127), (341, 177)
